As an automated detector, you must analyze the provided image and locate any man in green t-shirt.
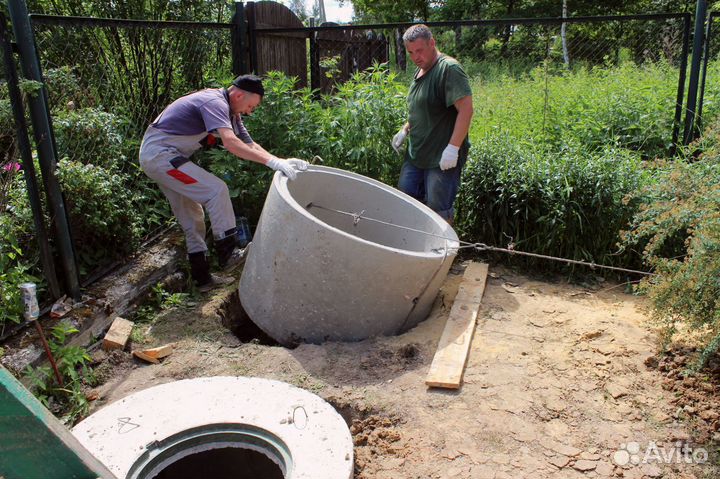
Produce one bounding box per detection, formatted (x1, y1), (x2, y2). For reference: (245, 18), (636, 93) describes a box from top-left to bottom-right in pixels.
(392, 24), (473, 224)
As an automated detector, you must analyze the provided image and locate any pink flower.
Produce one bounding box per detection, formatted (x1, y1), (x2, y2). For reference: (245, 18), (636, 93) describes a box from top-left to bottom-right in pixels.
(2, 162), (21, 173)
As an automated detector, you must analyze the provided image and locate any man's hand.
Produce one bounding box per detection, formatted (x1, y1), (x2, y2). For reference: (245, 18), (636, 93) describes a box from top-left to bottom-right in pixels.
(267, 157), (303, 181)
(391, 128), (407, 154)
(439, 144), (459, 171)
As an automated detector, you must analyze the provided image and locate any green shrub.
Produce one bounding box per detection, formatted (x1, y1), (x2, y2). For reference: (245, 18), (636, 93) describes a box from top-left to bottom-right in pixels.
(323, 65), (407, 183)
(24, 320), (95, 424)
(55, 159), (143, 273)
(0, 97), (14, 161)
(243, 71), (324, 160)
(53, 108), (130, 170)
(622, 155), (720, 367)
(456, 135), (650, 271)
(0, 244), (38, 326)
(43, 66), (83, 112)
(246, 67), (406, 184)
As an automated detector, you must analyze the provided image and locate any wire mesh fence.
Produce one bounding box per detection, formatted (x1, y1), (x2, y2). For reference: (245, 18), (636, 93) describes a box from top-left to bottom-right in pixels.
(31, 17), (235, 142)
(300, 15), (691, 157)
(27, 17), (237, 281)
(0, 5), (710, 314)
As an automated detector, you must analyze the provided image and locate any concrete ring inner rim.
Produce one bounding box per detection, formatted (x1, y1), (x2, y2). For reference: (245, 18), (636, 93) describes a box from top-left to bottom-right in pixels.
(127, 424), (291, 479)
(274, 166), (459, 256)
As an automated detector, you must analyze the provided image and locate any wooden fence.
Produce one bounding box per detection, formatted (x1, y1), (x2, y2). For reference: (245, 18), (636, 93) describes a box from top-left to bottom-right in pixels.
(243, 1), (389, 92)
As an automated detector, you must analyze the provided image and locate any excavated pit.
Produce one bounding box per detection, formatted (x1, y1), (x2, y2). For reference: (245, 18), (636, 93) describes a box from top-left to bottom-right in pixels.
(218, 291), (280, 346)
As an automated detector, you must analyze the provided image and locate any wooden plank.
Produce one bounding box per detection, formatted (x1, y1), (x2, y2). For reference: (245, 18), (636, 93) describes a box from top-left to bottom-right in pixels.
(132, 343), (175, 364)
(425, 262), (489, 389)
(102, 317), (134, 351)
(132, 350), (159, 364)
(136, 343), (174, 359)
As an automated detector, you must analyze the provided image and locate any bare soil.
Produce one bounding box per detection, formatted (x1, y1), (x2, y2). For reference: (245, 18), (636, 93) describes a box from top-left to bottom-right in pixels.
(9, 256), (720, 478)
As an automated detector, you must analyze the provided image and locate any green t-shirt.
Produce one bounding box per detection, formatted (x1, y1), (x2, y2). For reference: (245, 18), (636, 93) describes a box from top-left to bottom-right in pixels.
(406, 54), (472, 169)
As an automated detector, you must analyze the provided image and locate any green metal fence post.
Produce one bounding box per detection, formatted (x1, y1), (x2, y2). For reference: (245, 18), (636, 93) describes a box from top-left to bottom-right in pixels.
(0, 12), (61, 299)
(231, 1), (248, 75)
(672, 13), (692, 154)
(246, 1), (258, 73)
(6, 0), (81, 299)
(696, 12), (716, 133)
(683, 0), (707, 144)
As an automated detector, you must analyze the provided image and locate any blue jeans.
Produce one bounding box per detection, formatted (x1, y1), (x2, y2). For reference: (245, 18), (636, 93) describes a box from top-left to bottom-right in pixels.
(398, 160), (463, 221)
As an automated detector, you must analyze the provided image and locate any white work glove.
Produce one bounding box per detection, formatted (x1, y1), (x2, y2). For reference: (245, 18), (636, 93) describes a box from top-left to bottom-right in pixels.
(439, 144), (459, 171)
(391, 128), (407, 154)
(266, 157), (305, 181)
(286, 158), (309, 171)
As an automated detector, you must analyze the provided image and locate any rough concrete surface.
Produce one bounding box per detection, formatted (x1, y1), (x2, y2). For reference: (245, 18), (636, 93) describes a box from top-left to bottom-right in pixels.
(74, 377), (353, 479)
(83, 260), (718, 479)
(241, 166), (458, 345)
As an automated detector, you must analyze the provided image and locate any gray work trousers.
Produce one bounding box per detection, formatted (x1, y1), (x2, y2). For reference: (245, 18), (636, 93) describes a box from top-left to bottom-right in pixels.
(139, 126), (235, 254)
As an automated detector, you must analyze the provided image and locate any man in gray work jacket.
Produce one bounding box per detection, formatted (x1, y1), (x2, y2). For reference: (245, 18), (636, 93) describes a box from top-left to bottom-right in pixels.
(139, 74), (308, 291)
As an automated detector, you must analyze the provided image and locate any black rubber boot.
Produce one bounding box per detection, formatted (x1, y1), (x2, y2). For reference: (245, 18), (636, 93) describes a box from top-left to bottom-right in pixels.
(215, 229), (239, 268)
(188, 251), (212, 287)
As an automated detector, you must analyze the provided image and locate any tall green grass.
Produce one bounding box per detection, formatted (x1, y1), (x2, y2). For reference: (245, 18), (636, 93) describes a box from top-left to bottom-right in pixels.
(471, 61), (683, 158)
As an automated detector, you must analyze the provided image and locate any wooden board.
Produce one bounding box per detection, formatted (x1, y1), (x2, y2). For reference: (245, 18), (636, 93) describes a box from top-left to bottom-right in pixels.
(102, 317), (134, 351)
(132, 350), (159, 364)
(425, 262), (489, 389)
(137, 343), (174, 359)
(132, 343), (174, 364)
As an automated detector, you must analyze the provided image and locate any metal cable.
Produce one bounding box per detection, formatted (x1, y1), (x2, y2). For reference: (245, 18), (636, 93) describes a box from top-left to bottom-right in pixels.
(306, 203), (654, 276)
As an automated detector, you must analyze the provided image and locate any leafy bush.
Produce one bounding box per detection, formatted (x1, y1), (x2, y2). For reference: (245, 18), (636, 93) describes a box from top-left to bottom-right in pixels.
(622, 155), (720, 367)
(51, 101), (168, 238)
(55, 159), (144, 272)
(322, 66), (407, 183)
(43, 66), (83, 112)
(0, 97), (14, 162)
(457, 136), (650, 271)
(53, 108), (130, 170)
(241, 71), (325, 160)
(247, 67), (406, 183)
(0, 243), (38, 326)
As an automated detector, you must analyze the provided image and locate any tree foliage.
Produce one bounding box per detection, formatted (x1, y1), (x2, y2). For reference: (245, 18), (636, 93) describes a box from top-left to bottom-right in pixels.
(27, 0), (234, 128)
(351, 0), (699, 23)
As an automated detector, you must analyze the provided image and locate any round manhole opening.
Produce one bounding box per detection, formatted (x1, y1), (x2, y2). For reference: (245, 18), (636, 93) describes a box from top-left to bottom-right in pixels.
(128, 425), (291, 479)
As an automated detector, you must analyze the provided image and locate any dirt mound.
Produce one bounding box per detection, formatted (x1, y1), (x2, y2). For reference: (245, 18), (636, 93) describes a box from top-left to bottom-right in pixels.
(649, 348), (720, 445)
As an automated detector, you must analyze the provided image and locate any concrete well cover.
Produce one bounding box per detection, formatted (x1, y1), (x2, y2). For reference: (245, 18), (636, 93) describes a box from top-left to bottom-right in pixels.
(239, 165), (459, 346)
(72, 376), (353, 479)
